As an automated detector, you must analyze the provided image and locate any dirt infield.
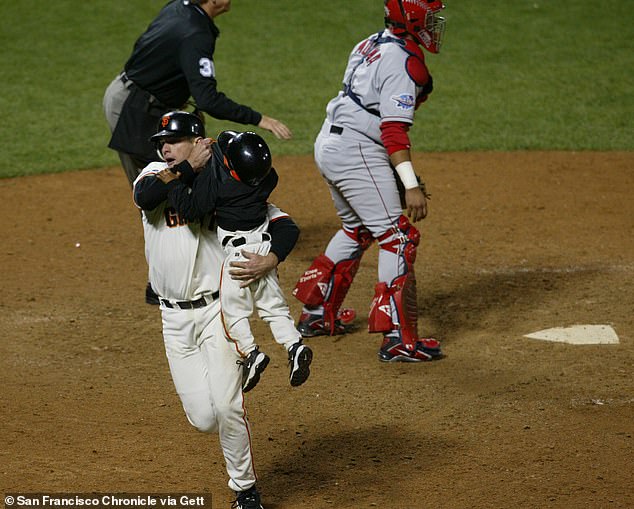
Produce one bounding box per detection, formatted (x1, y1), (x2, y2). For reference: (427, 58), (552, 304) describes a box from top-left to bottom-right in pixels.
(1, 151), (633, 509)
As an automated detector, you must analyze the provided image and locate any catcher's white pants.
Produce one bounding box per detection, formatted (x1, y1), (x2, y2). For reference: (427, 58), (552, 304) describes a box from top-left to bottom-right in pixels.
(160, 297), (256, 492)
(218, 227), (301, 356)
(314, 121), (407, 285)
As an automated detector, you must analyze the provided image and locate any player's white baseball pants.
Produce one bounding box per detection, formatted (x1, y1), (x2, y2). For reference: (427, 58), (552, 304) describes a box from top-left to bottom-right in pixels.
(160, 297), (256, 492)
(218, 228), (301, 356)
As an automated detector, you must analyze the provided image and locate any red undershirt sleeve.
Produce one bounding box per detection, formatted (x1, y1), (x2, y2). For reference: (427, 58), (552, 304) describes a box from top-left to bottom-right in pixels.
(380, 121), (411, 155)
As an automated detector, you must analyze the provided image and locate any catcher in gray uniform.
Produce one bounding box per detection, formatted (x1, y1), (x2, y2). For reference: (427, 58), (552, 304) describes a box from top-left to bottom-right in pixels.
(293, 0), (447, 362)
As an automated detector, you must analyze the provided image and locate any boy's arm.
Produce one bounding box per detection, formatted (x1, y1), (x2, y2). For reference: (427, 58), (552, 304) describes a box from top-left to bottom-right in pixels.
(268, 215), (300, 263)
(158, 161), (219, 222)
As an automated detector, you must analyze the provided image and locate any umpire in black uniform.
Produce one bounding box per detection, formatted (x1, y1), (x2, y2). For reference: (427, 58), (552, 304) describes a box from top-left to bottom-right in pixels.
(103, 0), (292, 186)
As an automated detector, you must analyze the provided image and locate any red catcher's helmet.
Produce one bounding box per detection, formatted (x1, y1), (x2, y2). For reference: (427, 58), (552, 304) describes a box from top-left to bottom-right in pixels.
(384, 0), (446, 53)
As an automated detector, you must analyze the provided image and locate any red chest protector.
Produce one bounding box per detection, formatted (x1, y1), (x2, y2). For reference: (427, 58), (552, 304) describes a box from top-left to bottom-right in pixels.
(402, 39), (433, 108)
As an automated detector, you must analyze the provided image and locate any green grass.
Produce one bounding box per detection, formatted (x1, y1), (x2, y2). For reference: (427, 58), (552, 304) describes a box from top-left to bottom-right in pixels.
(0, 0), (632, 178)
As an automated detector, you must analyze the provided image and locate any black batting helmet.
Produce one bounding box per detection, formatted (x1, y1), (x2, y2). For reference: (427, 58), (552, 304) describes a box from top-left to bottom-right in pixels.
(218, 131), (272, 186)
(150, 111), (205, 142)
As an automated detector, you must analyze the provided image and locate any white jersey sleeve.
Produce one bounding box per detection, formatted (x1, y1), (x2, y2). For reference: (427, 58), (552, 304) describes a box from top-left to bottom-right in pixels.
(266, 203), (290, 222)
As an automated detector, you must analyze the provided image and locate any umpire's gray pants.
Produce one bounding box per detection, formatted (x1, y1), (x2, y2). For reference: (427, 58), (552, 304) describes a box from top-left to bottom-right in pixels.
(103, 74), (144, 186)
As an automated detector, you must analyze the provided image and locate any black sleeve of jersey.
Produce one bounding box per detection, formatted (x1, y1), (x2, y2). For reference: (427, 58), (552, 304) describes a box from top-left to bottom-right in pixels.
(268, 216), (300, 263)
(180, 33), (262, 125)
(165, 163), (219, 221)
(134, 174), (169, 211)
(174, 160), (197, 187)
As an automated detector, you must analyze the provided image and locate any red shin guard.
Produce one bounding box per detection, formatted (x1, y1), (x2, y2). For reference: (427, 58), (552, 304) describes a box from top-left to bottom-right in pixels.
(292, 254), (335, 307)
(368, 272), (419, 350)
(322, 257), (361, 334)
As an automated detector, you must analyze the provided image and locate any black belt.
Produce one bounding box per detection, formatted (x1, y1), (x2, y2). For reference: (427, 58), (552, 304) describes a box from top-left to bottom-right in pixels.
(222, 236), (246, 248)
(221, 232), (271, 248)
(330, 125), (344, 135)
(118, 72), (168, 114)
(160, 291), (219, 310)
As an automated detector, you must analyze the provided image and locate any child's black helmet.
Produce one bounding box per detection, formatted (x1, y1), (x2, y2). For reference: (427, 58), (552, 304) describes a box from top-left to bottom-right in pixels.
(218, 131), (272, 186)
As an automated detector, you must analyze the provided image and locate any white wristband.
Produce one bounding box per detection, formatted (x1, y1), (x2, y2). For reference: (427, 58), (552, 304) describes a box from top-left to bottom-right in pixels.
(394, 161), (419, 190)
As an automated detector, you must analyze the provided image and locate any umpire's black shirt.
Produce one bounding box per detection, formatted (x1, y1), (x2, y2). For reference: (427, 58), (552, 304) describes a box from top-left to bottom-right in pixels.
(124, 0), (261, 125)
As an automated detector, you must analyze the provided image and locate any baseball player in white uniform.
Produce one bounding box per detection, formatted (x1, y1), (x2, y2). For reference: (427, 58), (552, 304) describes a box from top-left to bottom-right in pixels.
(157, 128), (312, 393)
(133, 112), (300, 509)
(293, 0), (447, 362)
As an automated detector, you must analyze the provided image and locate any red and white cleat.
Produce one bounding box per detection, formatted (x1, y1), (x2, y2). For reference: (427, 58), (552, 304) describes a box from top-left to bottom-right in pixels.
(296, 310), (357, 338)
(378, 337), (443, 362)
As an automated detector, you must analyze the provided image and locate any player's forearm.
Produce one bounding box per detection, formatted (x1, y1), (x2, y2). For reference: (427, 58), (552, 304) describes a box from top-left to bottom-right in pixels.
(165, 180), (208, 221)
(380, 121), (411, 155)
(134, 175), (169, 210)
(389, 148), (411, 167)
(192, 81), (262, 126)
(268, 217), (300, 263)
(173, 160), (197, 186)
(390, 149), (421, 190)
(165, 166), (217, 221)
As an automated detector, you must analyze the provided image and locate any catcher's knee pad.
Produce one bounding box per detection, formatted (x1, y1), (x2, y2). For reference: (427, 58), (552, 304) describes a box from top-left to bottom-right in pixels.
(377, 215), (420, 268)
(343, 225), (374, 250)
(368, 272), (419, 350)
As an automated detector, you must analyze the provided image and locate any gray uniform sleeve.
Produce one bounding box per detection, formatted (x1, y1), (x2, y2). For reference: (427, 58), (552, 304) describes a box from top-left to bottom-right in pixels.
(377, 44), (417, 124)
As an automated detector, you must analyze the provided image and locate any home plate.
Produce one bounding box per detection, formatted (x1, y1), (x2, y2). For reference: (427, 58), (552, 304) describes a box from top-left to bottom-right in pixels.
(524, 325), (619, 345)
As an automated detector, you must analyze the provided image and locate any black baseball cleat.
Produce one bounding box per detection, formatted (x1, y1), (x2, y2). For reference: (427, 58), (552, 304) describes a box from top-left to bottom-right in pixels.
(296, 311), (356, 338)
(288, 342), (313, 387)
(237, 349), (270, 393)
(378, 337), (443, 362)
(145, 282), (160, 305)
(231, 485), (263, 509)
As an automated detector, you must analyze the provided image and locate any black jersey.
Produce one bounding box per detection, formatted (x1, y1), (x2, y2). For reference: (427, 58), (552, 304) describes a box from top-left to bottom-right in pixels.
(124, 0), (261, 125)
(166, 142), (278, 232)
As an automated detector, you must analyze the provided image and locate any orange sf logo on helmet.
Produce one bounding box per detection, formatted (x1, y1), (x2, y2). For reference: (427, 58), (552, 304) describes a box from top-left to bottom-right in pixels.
(161, 116), (171, 127)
